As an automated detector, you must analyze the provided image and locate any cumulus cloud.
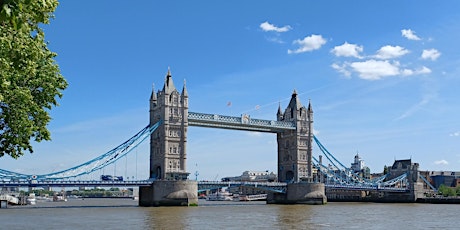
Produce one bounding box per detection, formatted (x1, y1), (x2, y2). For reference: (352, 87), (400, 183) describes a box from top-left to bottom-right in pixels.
(288, 34), (326, 54)
(434, 160), (449, 165)
(401, 29), (421, 40)
(421, 49), (441, 61)
(416, 66), (432, 74)
(260, 21), (292, 33)
(374, 45), (410, 59)
(331, 42), (363, 58)
(331, 63), (351, 77)
(349, 60), (400, 80)
(333, 60), (431, 80)
(450, 131), (460, 137)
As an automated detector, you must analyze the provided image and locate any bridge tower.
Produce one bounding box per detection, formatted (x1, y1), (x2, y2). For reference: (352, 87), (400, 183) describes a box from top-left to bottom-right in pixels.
(149, 69), (189, 180)
(276, 90), (313, 182)
(140, 69), (197, 207)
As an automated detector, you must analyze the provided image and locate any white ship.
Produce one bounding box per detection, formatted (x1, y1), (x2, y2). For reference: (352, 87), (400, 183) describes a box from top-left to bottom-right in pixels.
(207, 188), (233, 201)
(238, 194), (267, 201)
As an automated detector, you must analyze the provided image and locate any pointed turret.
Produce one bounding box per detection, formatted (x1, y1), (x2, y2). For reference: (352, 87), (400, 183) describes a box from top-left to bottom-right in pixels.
(277, 102), (282, 115)
(163, 67), (176, 94)
(181, 79), (188, 97)
(307, 99), (313, 122)
(287, 89), (303, 111)
(277, 102), (283, 121)
(150, 83), (157, 109)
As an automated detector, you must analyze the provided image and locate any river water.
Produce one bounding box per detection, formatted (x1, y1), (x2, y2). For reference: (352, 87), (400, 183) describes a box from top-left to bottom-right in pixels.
(0, 198), (458, 229)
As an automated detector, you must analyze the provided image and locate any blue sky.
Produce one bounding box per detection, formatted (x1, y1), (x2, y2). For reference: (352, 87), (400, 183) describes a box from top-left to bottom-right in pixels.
(2, 1), (460, 181)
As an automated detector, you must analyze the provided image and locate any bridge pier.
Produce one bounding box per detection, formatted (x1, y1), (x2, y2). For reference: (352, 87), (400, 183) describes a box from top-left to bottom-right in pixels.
(139, 180), (198, 207)
(267, 182), (326, 205)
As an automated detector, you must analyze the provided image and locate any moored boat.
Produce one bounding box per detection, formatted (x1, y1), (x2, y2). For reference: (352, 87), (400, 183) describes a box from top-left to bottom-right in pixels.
(207, 188), (233, 201)
(238, 194), (267, 201)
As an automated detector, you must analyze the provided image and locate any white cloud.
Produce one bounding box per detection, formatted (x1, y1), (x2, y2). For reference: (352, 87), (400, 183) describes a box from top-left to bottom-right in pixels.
(349, 60), (400, 80)
(374, 45), (409, 59)
(401, 66), (432, 77)
(421, 49), (441, 61)
(401, 29), (421, 40)
(288, 34), (326, 54)
(331, 42), (363, 58)
(260, 21), (292, 33)
(450, 131), (460, 137)
(331, 63), (351, 77)
(333, 59), (431, 80)
(416, 66), (432, 74)
(266, 36), (285, 44)
(434, 160), (449, 165)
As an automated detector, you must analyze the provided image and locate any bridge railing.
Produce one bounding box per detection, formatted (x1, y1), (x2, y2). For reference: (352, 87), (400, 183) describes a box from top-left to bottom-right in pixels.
(188, 112), (295, 132)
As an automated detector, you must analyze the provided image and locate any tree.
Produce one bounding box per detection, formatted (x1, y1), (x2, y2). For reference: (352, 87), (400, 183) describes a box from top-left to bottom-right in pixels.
(0, 0), (67, 158)
(383, 165), (388, 174)
(438, 184), (456, 197)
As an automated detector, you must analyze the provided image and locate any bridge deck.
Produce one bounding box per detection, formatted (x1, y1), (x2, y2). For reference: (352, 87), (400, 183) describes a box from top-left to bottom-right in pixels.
(0, 180), (411, 192)
(188, 112), (295, 133)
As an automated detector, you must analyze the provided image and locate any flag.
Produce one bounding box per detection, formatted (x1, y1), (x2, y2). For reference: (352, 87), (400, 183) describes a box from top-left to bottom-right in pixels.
(227, 101), (232, 107)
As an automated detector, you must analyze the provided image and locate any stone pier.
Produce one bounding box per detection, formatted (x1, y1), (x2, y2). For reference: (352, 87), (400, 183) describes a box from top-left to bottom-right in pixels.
(267, 182), (327, 205)
(139, 180), (198, 207)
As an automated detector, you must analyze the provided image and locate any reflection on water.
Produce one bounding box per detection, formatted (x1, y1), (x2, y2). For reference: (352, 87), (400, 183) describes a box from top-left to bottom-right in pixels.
(0, 198), (458, 229)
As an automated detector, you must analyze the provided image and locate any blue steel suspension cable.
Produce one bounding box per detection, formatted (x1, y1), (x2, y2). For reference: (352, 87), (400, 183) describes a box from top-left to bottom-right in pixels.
(37, 120), (162, 180)
(0, 121), (162, 180)
(313, 135), (368, 183)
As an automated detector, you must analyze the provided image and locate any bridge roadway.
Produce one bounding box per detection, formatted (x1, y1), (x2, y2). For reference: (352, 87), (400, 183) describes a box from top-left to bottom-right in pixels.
(0, 180), (409, 192)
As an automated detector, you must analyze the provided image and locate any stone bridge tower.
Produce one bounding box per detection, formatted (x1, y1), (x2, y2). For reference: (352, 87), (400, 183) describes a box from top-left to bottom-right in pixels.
(149, 69), (189, 180)
(276, 90), (313, 182)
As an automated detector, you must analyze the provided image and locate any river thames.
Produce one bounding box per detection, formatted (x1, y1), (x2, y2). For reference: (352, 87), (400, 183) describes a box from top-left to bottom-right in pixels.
(0, 198), (458, 229)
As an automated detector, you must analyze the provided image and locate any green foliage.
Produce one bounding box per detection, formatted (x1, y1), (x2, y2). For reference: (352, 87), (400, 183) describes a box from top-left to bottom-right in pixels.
(68, 188), (131, 198)
(437, 184), (456, 197)
(383, 165), (388, 174)
(0, 0), (67, 158)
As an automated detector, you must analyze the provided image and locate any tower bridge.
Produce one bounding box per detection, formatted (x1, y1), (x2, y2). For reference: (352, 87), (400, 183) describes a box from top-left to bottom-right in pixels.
(0, 69), (435, 206)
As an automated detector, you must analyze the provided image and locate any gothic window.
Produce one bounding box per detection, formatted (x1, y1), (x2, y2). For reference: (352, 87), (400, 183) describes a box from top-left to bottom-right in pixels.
(169, 147), (172, 153)
(174, 96), (179, 105)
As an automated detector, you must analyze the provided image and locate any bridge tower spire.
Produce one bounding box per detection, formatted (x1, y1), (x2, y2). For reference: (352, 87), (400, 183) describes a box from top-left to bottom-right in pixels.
(149, 69), (189, 180)
(276, 90), (313, 182)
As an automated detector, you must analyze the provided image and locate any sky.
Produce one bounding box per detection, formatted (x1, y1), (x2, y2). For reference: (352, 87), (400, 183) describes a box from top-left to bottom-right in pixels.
(2, 0), (460, 181)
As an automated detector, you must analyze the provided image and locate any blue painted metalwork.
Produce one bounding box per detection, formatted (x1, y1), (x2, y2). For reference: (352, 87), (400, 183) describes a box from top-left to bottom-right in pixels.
(188, 112), (295, 133)
(313, 136), (410, 192)
(198, 181), (287, 193)
(0, 121), (162, 181)
(0, 119), (420, 193)
(0, 180), (153, 187)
